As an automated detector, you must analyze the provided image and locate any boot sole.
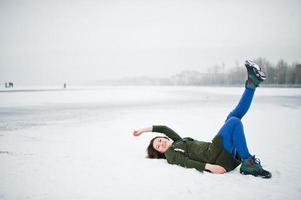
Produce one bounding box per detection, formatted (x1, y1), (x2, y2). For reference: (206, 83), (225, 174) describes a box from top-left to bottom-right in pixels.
(245, 60), (267, 81)
(245, 60), (260, 71)
(253, 68), (267, 81)
(240, 170), (272, 179)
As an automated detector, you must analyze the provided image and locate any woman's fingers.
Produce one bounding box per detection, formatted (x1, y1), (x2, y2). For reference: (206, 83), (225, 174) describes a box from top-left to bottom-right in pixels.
(213, 165), (226, 174)
(218, 166), (226, 174)
(133, 130), (140, 136)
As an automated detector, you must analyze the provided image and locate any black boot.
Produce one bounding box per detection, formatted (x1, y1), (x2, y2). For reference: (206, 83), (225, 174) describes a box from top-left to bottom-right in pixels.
(240, 155), (272, 178)
(245, 60), (267, 89)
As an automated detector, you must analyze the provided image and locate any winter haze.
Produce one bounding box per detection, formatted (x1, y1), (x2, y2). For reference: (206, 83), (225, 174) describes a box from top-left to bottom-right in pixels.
(0, 0), (300, 85)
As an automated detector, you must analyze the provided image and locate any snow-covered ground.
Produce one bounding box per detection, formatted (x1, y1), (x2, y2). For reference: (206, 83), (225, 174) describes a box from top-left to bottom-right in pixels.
(0, 86), (301, 200)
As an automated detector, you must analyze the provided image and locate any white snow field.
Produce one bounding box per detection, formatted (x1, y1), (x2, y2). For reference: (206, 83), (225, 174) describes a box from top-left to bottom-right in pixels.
(0, 86), (301, 200)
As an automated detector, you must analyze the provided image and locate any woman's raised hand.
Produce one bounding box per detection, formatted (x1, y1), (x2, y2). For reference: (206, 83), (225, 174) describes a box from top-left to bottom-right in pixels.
(133, 130), (142, 136)
(133, 127), (152, 136)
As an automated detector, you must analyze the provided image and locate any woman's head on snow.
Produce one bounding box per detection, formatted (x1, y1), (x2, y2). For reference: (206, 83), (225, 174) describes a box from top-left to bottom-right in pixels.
(147, 136), (171, 159)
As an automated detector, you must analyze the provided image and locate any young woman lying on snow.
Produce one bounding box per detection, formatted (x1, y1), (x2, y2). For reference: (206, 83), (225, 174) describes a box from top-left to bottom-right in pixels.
(133, 60), (271, 179)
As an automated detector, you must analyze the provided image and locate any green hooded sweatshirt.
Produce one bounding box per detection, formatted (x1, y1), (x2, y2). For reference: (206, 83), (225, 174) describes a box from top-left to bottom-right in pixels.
(153, 125), (241, 172)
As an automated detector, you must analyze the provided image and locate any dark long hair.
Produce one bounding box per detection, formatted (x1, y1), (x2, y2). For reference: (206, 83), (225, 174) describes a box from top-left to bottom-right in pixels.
(146, 136), (169, 159)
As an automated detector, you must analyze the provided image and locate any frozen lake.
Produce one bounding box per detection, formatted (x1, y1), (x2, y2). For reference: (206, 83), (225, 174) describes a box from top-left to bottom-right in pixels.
(1, 86), (301, 200)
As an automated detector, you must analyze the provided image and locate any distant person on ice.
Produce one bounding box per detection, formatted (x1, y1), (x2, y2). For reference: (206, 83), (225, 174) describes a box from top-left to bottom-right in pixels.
(133, 60), (271, 178)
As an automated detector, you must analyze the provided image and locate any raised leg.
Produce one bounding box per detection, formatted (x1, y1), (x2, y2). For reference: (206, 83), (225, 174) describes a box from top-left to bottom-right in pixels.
(226, 88), (255, 121)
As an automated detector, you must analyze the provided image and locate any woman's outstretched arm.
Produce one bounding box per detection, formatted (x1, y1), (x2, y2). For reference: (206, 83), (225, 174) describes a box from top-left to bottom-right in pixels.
(133, 125), (182, 141)
(133, 127), (153, 136)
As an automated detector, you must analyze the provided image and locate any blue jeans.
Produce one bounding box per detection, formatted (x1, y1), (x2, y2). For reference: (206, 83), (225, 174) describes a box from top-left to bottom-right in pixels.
(217, 88), (254, 160)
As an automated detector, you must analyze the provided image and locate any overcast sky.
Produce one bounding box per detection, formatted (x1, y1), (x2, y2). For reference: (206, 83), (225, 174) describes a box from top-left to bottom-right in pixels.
(0, 0), (300, 84)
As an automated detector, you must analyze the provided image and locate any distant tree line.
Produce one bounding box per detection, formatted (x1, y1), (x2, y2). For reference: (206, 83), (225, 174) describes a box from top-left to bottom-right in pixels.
(170, 58), (301, 87)
(97, 58), (301, 87)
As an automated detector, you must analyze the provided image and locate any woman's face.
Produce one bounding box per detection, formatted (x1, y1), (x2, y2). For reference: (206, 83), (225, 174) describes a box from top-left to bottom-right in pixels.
(153, 137), (171, 153)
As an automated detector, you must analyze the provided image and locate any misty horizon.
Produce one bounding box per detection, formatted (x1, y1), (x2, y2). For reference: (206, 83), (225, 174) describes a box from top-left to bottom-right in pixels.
(1, 0), (301, 85)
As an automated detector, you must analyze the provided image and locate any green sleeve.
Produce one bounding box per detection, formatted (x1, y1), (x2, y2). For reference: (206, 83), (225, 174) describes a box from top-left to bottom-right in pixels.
(152, 125), (182, 142)
(165, 150), (206, 172)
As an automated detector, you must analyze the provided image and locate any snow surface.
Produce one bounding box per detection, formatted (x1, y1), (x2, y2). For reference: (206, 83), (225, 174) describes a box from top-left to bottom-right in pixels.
(0, 86), (301, 200)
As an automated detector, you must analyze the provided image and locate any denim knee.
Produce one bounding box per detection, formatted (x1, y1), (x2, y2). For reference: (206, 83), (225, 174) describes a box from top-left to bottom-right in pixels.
(226, 117), (242, 126)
